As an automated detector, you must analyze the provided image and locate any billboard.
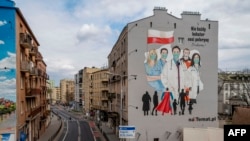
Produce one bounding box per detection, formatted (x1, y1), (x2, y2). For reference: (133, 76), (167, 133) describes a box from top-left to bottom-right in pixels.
(0, 6), (17, 138)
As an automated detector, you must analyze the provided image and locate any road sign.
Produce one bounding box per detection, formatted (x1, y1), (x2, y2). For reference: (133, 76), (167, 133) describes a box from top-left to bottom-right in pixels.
(119, 126), (136, 138)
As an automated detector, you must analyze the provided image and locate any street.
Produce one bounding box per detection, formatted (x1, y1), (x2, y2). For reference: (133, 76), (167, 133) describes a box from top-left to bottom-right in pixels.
(52, 106), (95, 141)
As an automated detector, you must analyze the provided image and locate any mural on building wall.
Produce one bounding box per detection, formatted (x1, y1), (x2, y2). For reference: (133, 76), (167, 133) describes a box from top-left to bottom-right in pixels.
(0, 8), (16, 137)
(143, 29), (204, 116)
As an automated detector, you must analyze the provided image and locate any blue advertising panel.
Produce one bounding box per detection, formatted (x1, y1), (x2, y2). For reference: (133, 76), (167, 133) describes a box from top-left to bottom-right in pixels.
(0, 0), (17, 138)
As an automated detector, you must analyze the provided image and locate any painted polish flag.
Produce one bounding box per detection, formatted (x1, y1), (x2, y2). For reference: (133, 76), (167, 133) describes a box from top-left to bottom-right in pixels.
(147, 29), (174, 44)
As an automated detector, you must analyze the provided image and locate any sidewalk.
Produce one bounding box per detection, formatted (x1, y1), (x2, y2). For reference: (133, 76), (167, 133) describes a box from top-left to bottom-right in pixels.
(99, 123), (120, 141)
(38, 114), (62, 141)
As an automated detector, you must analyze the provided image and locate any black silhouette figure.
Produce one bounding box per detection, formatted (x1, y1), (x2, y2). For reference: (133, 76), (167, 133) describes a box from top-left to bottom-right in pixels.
(188, 101), (193, 115)
(142, 91), (151, 116)
(151, 91), (158, 116)
(172, 99), (178, 115)
(178, 89), (186, 115)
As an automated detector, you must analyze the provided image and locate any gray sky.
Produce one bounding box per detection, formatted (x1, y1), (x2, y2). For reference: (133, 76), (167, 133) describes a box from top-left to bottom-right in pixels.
(14, 0), (250, 86)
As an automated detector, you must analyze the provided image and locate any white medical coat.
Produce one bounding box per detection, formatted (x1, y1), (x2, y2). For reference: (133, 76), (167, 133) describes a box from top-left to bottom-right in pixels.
(161, 59), (187, 99)
(188, 66), (204, 99)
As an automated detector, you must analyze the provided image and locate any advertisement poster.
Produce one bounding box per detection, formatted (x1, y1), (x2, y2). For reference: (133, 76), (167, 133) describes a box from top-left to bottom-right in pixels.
(0, 6), (17, 138)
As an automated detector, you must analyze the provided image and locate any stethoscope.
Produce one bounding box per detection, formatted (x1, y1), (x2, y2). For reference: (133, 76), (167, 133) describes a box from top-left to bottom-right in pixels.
(170, 59), (180, 70)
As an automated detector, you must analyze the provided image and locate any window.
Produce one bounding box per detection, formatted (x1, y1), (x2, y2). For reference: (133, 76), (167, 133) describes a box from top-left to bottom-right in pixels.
(21, 101), (24, 114)
(21, 75), (24, 89)
(150, 22), (152, 27)
(154, 138), (159, 141)
(178, 37), (184, 44)
(174, 23), (176, 29)
(225, 84), (228, 90)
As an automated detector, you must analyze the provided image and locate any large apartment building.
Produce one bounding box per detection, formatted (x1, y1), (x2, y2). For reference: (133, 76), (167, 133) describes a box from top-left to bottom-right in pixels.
(218, 72), (250, 116)
(107, 7), (218, 140)
(60, 79), (75, 104)
(74, 69), (83, 111)
(91, 67), (109, 119)
(82, 67), (100, 114)
(51, 87), (61, 104)
(0, 0), (49, 140)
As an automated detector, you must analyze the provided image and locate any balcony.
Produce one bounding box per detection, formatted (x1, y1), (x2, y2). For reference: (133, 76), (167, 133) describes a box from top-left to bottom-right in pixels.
(46, 73), (49, 80)
(20, 61), (30, 72)
(101, 106), (109, 111)
(37, 69), (42, 77)
(20, 33), (32, 48)
(101, 78), (108, 83)
(26, 88), (41, 97)
(28, 106), (41, 118)
(30, 46), (38, 56)
(30, 67), (38, 76)
(101, 96), (108, 101)
(36, 52), (43, 61)
(101, 87), (109, 92)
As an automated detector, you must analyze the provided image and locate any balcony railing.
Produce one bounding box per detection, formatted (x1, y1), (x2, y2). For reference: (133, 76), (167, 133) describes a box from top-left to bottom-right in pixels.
(101, 87), (109, 92)
(101, 96), (108, 101)
(20, 61), (30, 72)
(101, 78), (108, 82)
(26, 88), (41, 97)
(36, 52), (43, 61)
(30, 67), (38, 76)
(20, 33), (32, 48)
(28, 106), (41, 118)
(30, 46), (38, 55)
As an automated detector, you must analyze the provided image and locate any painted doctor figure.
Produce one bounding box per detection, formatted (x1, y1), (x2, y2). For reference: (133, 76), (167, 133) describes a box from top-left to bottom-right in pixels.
(161, 45), (186, 99)
(188, 53), (204, 104)
(145, 49), (165, 93)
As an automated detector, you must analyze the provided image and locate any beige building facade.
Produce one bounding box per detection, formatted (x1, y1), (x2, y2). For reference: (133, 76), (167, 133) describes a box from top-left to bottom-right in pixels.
(60, 79), (75, 104)
(91, 68), (109, 111)
(82, 67), (100, 114)
(51, 86), (60, 104)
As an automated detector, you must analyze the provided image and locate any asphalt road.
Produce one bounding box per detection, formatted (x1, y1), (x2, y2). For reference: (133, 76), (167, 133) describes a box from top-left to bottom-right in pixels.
(52, 106), (95, 141)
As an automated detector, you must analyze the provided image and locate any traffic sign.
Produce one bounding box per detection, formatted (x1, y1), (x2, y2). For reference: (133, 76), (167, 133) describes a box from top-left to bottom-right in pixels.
(119, 126), (136, 138)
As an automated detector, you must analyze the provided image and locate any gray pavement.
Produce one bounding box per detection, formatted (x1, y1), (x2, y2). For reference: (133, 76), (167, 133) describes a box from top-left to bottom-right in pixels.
(38, 114), (62, 141)
(38, 109), (121, 141)
(99, 123), (120, 141)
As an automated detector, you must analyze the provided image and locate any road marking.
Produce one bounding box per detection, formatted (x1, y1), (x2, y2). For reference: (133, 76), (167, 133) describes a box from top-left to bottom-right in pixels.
(62, 120), (68, 141)
(77, 121), (81, 141)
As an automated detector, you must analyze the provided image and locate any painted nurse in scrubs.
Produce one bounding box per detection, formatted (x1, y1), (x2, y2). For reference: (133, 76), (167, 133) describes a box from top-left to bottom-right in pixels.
(144, 49), (166, 93)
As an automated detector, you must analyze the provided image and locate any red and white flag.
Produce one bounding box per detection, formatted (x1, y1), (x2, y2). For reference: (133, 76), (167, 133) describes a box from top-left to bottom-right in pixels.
(147, 29), (174, 44)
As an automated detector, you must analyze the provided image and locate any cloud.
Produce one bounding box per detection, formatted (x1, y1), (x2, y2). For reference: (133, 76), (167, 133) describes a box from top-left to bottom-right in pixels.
(0, 20), (7, 26)
(0, 78), (16, 101)
(0, 40), (4, 45)
(76, 24), (112, 44)
(14, 0), (250, 85)
(0, 76), (7, 80)
(0, 52), (16, 70)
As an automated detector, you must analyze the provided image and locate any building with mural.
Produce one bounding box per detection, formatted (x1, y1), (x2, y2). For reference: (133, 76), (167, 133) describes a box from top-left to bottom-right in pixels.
(0, 0), (49, 140)
(107, 7), (218, 140)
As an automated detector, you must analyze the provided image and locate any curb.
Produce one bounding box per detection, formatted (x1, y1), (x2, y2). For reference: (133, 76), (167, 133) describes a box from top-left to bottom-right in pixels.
(48, 112), (63, 141)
